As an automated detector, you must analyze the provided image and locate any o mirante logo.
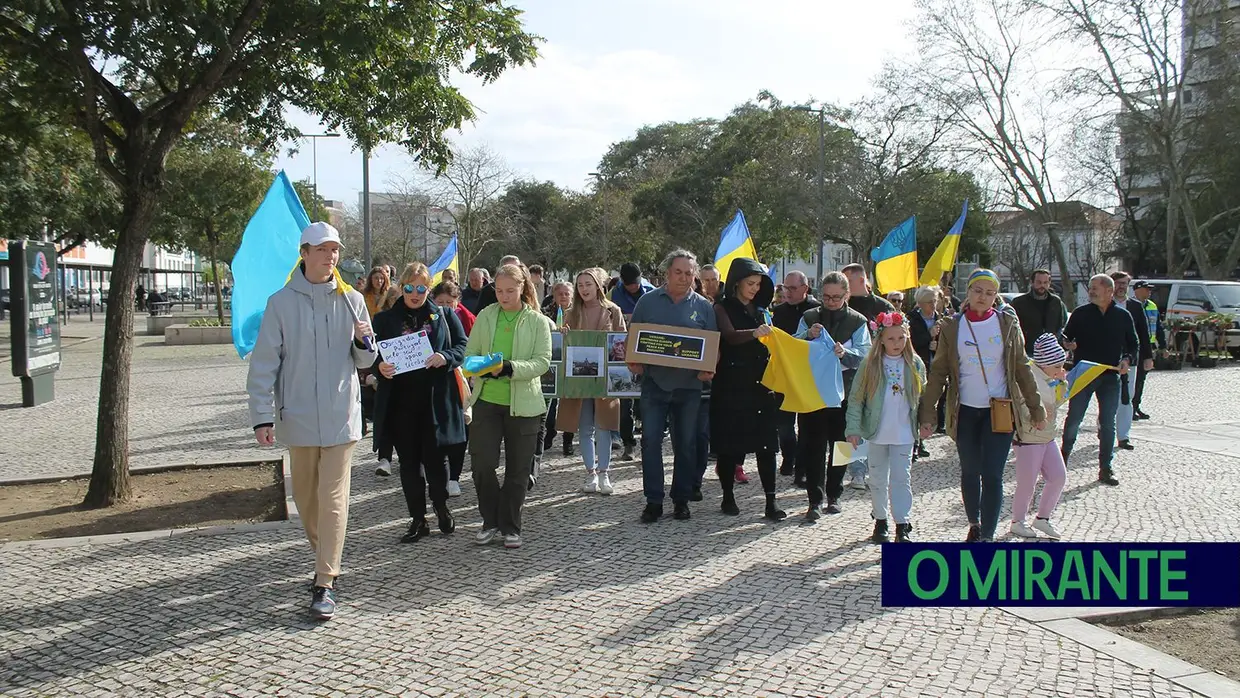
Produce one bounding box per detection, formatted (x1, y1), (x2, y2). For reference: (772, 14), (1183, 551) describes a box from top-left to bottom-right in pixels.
(881, 542), (1240, 607)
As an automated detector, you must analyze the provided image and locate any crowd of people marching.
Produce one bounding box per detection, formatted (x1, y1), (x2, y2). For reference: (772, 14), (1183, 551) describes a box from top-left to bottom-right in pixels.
(247, 221), (1161, 620)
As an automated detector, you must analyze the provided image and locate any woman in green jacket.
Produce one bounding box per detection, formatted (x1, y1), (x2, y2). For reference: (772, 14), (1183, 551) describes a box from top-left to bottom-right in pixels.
(464, 263), (553, 550)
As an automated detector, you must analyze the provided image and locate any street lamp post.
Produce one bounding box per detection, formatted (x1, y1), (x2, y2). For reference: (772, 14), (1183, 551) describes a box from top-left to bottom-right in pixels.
(296, 132), (340, 199)
(794, 105), (828, 284)
(588, 172), (609, 270)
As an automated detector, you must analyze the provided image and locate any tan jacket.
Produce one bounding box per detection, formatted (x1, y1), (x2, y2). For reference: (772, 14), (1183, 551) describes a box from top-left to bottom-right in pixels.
(557, 303), (626, 432)
(1014, 367), (1062, 445)
(919, 310), (1047, 441)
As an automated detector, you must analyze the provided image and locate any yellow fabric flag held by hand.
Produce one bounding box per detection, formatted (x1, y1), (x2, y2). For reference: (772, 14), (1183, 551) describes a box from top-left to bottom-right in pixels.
(759, 327), (846, 413)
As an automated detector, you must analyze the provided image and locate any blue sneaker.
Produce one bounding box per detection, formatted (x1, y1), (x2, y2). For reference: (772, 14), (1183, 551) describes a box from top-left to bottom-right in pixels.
(309, 586), (337, 620)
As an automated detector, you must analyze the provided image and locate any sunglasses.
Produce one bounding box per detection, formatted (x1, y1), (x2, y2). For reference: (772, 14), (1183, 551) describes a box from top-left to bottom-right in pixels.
(402, 284), (428, 294)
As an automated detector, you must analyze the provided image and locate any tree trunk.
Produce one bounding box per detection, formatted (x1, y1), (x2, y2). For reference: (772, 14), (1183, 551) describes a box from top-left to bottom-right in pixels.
(83, 191), (157, 508)
(1165, 187), (1184, 276)
(1045, 228), (1076, 308)
(208, 226), (225, 325)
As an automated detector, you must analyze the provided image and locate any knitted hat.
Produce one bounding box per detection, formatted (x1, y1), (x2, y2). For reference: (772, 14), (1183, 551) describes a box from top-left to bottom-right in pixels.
(1032, 332), (1067, 367)
(966, 268), (1001, 291)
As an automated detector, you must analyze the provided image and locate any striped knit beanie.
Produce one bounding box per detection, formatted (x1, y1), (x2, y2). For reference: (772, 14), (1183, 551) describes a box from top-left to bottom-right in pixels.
(966, 268), (1001, 291)
(1032, 332), (1067, 367)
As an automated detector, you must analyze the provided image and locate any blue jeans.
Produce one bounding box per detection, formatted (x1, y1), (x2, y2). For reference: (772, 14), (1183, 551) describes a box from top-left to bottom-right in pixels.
(695, 397), (710, 486)
(1061, 372), (1121, 471)
(848, 459), (868, 482)
(1115, 369), (1135, 441)
(580, 399), (613, 472)
(956, 405), (1015, 539)
(640, 381), (702, 505)
(868, 443), (913, 524)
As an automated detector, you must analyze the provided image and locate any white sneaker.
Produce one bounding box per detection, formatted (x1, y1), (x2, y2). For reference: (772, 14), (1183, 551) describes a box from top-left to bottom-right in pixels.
(375, 459), (392, 477)
(598, 471), (614, 495)
(1010, 521), (1038, 538)
(475, 528), (499, 545)
(447, 480), (462, 497)
(504, 534), (523, 549)
(849, 476), (867, 490)
(582, 472), (599, 493)
(1032, 518), (1062, 540)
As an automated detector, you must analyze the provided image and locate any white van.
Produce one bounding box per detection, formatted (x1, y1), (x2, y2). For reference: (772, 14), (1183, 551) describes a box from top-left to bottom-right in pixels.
(1139, 280), (1240, 358)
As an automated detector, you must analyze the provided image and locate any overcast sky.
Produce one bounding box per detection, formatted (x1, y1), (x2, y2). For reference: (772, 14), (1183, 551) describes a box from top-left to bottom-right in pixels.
(273, 0), (918, 207)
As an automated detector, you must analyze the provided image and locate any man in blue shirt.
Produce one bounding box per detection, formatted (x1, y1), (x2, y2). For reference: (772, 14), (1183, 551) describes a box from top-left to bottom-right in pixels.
(612, 262), (656, 317)
(628, 250), (718, 523)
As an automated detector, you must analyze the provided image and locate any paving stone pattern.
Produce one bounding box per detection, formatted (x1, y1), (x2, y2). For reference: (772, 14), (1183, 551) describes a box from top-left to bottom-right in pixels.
(1, 333), (1236, 695)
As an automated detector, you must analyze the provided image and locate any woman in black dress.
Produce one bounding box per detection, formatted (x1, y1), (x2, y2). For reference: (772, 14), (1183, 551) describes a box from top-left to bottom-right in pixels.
(710, 258), (786, 521)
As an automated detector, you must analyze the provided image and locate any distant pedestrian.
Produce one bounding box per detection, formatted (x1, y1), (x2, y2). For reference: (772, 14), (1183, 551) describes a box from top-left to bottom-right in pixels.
(247, 222), (377, 621)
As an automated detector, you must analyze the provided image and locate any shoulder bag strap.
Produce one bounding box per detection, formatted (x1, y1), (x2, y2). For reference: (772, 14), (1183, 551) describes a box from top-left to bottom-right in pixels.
(963, 317), (992, 391)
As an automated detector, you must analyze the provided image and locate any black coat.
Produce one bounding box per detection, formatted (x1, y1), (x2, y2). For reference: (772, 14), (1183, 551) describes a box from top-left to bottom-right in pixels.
(710, 258), (779, 456)
(370, 302), (469, 451)
(909, 310), (943, 369)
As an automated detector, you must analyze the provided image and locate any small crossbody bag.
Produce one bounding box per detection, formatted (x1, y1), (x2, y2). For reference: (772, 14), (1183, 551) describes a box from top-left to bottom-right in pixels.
(964, 318), (1015, 433)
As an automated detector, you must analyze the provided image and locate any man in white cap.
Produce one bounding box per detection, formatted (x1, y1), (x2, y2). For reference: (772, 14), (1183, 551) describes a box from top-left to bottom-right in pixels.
(247, 221), (377, 621)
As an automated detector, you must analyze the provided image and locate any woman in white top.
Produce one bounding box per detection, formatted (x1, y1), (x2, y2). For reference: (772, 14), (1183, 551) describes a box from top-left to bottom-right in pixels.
(918, 269), (1046, 542)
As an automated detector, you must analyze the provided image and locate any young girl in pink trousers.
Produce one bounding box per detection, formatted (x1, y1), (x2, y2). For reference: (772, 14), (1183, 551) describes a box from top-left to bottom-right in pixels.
(1010, 333), (1070, 540)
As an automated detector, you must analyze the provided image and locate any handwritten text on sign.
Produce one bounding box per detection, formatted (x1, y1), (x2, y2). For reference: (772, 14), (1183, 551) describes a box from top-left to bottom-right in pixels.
(378, 331), (434, 375)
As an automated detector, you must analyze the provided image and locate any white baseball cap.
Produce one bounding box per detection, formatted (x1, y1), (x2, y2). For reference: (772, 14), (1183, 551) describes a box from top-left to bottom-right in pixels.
(300, 222), (343, 248)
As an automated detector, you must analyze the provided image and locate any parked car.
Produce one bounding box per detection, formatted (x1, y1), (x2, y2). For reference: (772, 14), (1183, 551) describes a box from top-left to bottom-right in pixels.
(1139, 279), (1240, 359)
(73, 289), (102, 308)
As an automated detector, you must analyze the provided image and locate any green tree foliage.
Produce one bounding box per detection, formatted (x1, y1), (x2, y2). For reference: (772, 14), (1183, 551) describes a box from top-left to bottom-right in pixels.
(0, 1), (539, 506)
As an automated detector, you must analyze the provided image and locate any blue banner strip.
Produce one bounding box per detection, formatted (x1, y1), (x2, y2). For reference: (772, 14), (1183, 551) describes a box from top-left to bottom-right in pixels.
(881, 542), (1240, 607)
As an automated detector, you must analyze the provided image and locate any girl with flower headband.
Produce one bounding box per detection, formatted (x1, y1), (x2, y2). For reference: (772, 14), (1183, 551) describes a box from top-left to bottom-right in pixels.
(845, 310), (926, 543)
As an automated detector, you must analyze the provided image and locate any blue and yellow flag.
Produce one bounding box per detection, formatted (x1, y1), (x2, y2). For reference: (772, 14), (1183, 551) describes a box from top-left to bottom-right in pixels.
(462, 353), (504, 378)
(1048, 360), (1114, 403)
(920, 200), (967, 286)
(429, 234), (459, 285)
(871, 216), (918, 294)
(758, 327), (846, 412)
(230, 171), (311, 359)
(714, 210), (759, 284)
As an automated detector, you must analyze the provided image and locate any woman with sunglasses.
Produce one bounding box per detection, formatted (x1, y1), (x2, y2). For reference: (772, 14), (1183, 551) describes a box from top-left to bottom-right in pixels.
(372, 263), (469, 543)
(464, 263), (552, 550)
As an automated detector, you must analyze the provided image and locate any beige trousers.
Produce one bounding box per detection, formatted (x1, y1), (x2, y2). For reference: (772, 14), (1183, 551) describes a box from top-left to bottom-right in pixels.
(288, 442), (357, 588)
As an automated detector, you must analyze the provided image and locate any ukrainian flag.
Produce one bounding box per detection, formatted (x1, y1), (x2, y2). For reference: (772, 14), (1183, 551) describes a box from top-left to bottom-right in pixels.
(462, 353), (504, 378)
(758, 327), (846, 412)
(871, 216), (918, 294)
(230, 171), (311, 359)
(920, 200), (967, 286)
(714, 210), (759, 284)
(429, 234), (459, 285)
(1053, 360), (1114, 403)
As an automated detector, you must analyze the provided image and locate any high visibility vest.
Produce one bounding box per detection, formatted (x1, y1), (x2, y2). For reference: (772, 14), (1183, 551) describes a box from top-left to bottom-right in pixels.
(1143, 299), (1159, 345)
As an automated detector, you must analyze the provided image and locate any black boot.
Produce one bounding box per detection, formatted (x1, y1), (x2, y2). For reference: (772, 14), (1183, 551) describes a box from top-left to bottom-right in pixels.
(779, 458), (794, 476)
(622, 444), (635, 461)
(673, 501), (692, 520)
(721, 492), (740, 516)
(401, 519), (431, 543)
(434, 505), (455, 534)
(691, 485), (704, 502)
(563, 433), (575, 456)
(1098, 468), (1119, 486)
(871, 519), (889, 543)
(764, 494), (786, 521)
(895, 523), (913, 543)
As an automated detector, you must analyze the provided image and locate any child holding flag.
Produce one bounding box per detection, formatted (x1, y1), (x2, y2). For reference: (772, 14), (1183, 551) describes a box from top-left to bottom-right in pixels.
(1009, 333), (1076, 540)
(845, 312), (926, 543)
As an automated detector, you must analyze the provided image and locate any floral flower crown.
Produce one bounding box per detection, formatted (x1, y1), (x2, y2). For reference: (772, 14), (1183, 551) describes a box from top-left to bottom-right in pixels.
(869, 311), (907, 332)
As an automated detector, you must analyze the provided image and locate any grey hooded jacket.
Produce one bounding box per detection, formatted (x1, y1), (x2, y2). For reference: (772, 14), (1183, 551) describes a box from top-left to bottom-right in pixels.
(246, 269), (378, 447)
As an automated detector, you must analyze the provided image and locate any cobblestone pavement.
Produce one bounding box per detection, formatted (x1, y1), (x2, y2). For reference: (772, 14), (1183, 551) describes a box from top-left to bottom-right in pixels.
(0, 319), (254, 481)
(1, 340), (1237, 695)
